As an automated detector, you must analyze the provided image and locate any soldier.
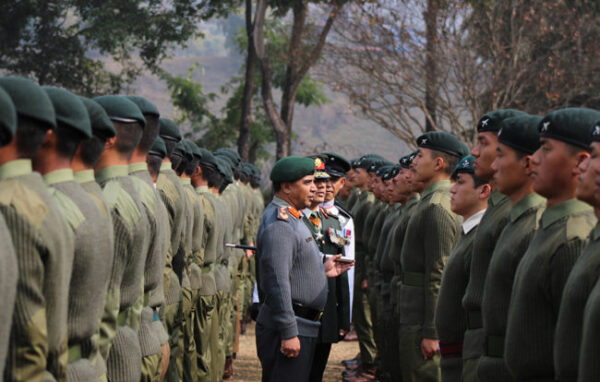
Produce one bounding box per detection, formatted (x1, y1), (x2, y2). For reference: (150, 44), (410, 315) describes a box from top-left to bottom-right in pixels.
(35, 87), (113, 381)
(435, 155), (490, 382)
(73, 96), (116, 381)
(397, 131), (468, 382)
(554, 116), (600, 382)
(0, 86), (18, 379)
(504, 108), (597, 380)
(461, 109), (527, 382)
(255, 156), (352, 382)
(93, 95), (151, 382)
(0, 76), (74, 382)
(477, 115), (545, 381)
(126, 96), (171, 382)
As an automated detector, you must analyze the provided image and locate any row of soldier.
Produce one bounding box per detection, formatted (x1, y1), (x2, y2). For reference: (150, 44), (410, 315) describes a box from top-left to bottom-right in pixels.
(0, 76), (265, 382)
(336, 108), (600, 382)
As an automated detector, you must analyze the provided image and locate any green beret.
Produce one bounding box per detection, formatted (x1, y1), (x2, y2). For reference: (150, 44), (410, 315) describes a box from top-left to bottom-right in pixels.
(416, 131), (469, 158)
(214, 151), (236, 168)
(125, 96), (160, 117)
(375, 164), (393, 178)
(214, 148), (241, 166)
(248, 163), (262, 180)
(183, 139), (203, 159)
(0, 87), (16, 144)
(270, 156), (315, 183)
(367, 158), (387, 173)
(79, 96), (116, 139)
(215, 157), (233, 184)
(539, 108), (600, 149)
(399, 150), (418, 169)
(198, 148), (216, 166)
(382, 165), (400, 181)
(320, 152), (350, 177)
(43, 87), (91, 138)
(477, 109), (528, 133)
(498, 115), (543, 154)
(452, 155), (476, 179)
(148, 136), (166, 158)
(590, 120), (600, 142)
(241, 163), (254, 177)
(93, 95), (146, 128)
(0, 76), (55, 129)
(173, 140), (193, 160)
(159, 118), (182, 142)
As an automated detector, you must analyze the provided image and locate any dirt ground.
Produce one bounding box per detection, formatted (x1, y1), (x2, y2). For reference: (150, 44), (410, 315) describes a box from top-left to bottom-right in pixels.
(232, 323), (359, 381)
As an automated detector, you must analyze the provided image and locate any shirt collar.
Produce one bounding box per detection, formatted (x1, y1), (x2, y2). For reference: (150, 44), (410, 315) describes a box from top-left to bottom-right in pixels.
(272, 196), (290, 208)
(160, 162), (173, 172)
(541, 198), (591, 229)
(180, 177), (191, 185)
(128, 162), (148, 174)
(462, 208), (486, 234)
(196, 185), (210, 194)
(422, 179), (451, 199)
(43, 168), (74, 185)
(74, 169), (95, 184)
(510, 192), (546, 223)
(95, 165), (129, 184)
(0, 159), (32, 181)
(321, 200), (335, 208)
(489, 189), (508, 207)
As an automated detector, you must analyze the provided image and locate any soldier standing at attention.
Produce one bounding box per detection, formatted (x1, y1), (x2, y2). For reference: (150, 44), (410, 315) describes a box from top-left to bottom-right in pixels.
(0, 87), (18, 379)
(255, 156), (353, 382)
(435, 155), (489, 382)
(93, 95), (151, 382)
(554, 116), (600, 382)
(504, 108), (596, 380)
(0, 77), (75, 382)
(461, 109), (527, 382)
(477, 115), (545, 382)
(36, 87), (112, 382)
(398, 131), (468, 382)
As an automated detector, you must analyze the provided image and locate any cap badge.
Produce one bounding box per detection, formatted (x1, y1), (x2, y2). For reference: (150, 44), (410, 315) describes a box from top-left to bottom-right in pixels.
(498, 128), (502, 137)
(314, 157), (325, 171)
(420, 138), (428, 145)
(461, 159), (469, 168)
(481, 118), (490, 127)
(594, 125), (600, 136)
(541, 121), (550, 132)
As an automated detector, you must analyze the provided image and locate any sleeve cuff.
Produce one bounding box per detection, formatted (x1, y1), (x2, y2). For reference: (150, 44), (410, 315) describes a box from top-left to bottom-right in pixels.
(280, 323), (299, 340)
(422, 326), (438, 340)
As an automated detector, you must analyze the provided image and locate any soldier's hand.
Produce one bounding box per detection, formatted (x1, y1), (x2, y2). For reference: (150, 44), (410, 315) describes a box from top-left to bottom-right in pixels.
(361, 279), (368, 290)
(280, 336), (301, 358)
(324, 255), (354, 278)
(420, 338), (439, 359)
(245, 249), (254, 259)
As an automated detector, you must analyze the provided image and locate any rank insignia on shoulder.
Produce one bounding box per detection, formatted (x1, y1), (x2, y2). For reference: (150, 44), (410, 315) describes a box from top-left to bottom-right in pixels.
(287, 206), (301, 219)
(277, 207), (289, 221)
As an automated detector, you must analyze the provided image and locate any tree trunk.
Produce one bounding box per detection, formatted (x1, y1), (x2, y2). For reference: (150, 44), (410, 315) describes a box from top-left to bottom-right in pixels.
(424, 0), (439, 131)
(237, 0), (256, 161)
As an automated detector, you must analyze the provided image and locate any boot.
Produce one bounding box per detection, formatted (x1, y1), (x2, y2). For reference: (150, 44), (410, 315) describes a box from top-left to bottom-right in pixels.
(223, 356), (234, 380)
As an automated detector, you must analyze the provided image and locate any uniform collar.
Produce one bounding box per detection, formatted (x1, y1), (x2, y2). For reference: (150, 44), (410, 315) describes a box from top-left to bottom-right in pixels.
(321, 200), (335, 208)
(74, 169), (95, 184)
(591, 221), (600, 241)
(0, 159), (32, 181)
(510, 192), (545, 223)
(160, 162), (173, 172)
(43, 168), (74, 185)
(462, 208), (486, 234)
(128, 162), (148, 174)
(489, 189), (508, 207)
(180, 177), (191, 185)
(422, 179), (451, 199)
(272, 196), (290, 208)
(541, 198), (591, 229)
(196, 185), (210, 194)
(95, 165), (129, 184)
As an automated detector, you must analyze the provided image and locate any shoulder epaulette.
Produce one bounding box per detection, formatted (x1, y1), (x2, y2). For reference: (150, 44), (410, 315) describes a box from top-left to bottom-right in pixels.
(277, 207), (289, 221)
(287, 206), (301, 219)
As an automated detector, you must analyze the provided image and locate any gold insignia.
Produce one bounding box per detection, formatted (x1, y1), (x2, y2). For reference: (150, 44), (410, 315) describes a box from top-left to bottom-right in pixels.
(277, 207), (289, 221)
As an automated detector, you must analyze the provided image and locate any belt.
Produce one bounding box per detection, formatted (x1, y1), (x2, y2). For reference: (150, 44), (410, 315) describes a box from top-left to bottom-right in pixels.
(466, 310), (482, 329)
(292, 303), (323, 322)
(117, 310), (127, 327)
(486, 334), (504, 357)
(68, 343), (82, 363)
(439, 340), (463, 359)
(402, 271), (425, 287)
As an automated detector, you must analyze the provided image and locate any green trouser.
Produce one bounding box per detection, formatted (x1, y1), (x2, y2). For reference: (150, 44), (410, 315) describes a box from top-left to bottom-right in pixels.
(210, 291), (227, 382)
(224, 292), (235, 358)
(141, 353), (162, 382)
(461, 358), (480, 382)
(182, 287), (198, 382)
(164, 298), (182, 382)
(398, 324), (440, 382)
(368, 277), (383, 369)
(353, 280), (377, 364)
(195, 295), (216, 382)
(379, 288), (399, 382)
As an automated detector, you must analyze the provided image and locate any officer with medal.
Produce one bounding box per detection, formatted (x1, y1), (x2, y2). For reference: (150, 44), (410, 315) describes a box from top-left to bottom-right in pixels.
(255, 156), (353, 382)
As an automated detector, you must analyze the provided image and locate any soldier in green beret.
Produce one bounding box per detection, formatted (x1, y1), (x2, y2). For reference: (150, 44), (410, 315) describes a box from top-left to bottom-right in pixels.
(504, 108), (598, 381)
(34, 86), (115, 382)
(0, 77), (75, 382)
(461, 109), (527, 382)
(126, 95), (171, 382)
(0, 86), (18, 380)
(435, 155), (490, 382)
(398, 131), (468, 382)
(477, 115), (545, 382)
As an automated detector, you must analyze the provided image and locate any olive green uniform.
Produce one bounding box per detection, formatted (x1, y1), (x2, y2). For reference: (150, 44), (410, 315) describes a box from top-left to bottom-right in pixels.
(398, 180), (462, 382)
(478, 193), (545, 382)
(0, 159), (75, 382)
(504, 199), (594, 380)
(577, 262), (600, 381)
(0, 213), (16, 379)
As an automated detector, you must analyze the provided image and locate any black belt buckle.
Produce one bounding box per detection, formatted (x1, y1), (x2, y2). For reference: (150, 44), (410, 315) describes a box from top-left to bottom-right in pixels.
(292, 303), (323, 322)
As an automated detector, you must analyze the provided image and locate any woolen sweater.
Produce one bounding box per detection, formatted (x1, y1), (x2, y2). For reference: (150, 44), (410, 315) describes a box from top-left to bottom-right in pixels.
(504, 198), (594, 381)
(196, 186), (218, 296)
(0, 213), (17, 378)
(350, 191), (376, 281)
(577, 270), (600, 381)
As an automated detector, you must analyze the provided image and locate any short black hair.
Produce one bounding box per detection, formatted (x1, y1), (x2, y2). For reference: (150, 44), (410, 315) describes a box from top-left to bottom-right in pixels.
(137, 114), (159, 153)
(55, 123), (87, 160)
(200, 162), (224, 190)
(164, 138), (178, 156)
(184, 158), (199, 177)
(79, 135), (106, 168)
(16, 116), (48, 158)
(170, 152), (183, 171)
(273, 182), (281, 192)
(114, 122), (143, 159)
(250, 178), (260, 188)
(146, 154), (162, 179)
(431, 149), (460, 176)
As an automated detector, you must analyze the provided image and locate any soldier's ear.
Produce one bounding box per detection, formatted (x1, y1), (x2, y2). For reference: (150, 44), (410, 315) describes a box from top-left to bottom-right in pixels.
(104, 136), (117, 150)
